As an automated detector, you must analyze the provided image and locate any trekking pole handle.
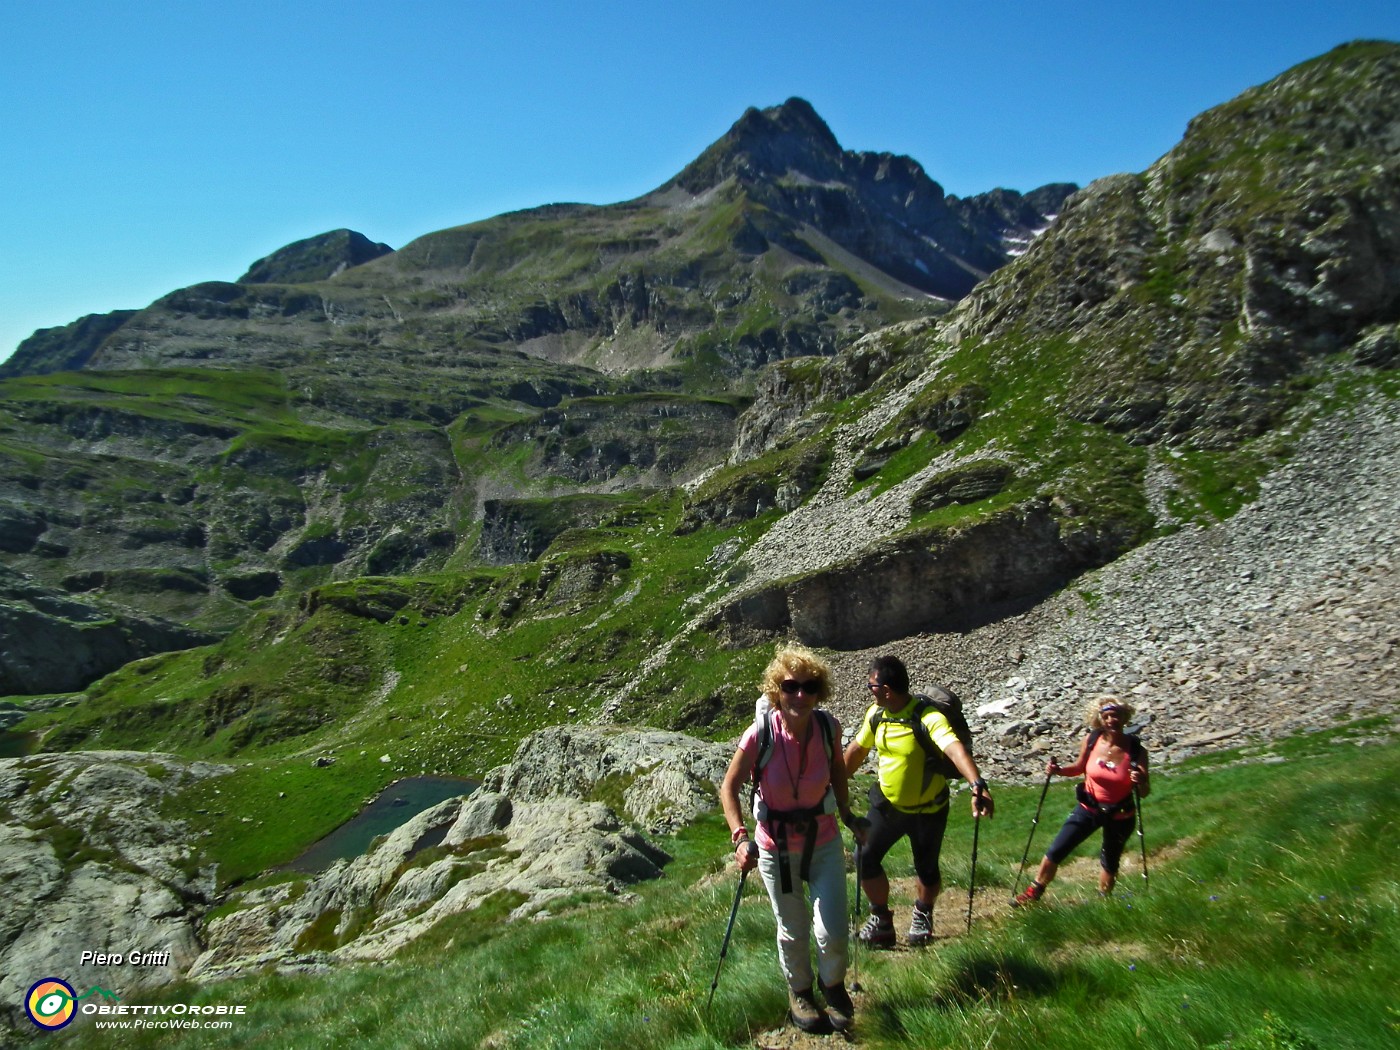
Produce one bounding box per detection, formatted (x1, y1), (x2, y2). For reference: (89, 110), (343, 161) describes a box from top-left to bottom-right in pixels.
(734, 839), (758, 870)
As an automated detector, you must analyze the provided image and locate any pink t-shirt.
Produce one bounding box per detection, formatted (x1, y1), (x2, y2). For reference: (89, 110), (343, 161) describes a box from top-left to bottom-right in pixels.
(739, 713), (840, 852)
(1084, 752), (1135, 815)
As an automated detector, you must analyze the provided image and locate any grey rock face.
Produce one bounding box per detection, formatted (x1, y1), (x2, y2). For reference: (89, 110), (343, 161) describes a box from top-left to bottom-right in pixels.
(0, 566), (212, 694)
(482, 724), (730, 830)
(0, 752), (232, 1030)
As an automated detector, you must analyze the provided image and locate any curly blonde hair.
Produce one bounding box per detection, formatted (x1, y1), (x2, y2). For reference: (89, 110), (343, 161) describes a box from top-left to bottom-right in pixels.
(1086, 694), (1135, 731)
(761, 644), (833, 704)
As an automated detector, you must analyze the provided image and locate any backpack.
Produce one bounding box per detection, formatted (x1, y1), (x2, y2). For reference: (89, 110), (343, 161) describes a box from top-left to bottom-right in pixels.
(868, 684), (973, 783)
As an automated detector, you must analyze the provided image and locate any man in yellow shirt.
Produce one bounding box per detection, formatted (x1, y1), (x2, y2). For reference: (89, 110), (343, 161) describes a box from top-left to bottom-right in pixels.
(844, 655), (993, 947)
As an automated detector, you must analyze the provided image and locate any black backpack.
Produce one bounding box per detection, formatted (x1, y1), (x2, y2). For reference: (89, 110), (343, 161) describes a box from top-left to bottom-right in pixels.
(868, 685), (973, 782)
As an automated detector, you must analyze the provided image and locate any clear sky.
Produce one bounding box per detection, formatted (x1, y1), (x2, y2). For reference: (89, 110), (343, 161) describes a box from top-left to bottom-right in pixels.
(3, 1), (1397, 365)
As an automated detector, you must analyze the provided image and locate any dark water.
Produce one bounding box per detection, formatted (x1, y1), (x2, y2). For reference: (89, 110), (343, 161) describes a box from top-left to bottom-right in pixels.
(283, 775), (477, 874)
(0, 730), (39, 759)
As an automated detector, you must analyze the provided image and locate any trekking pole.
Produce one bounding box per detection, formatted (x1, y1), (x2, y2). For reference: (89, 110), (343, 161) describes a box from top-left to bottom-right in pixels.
(1013, 766), (1054, 900)
(707, 844), (756, 1010)
(966, 808), (981, 934)
(1132, 763), (1148, 891)
(850, 841), (863, 992)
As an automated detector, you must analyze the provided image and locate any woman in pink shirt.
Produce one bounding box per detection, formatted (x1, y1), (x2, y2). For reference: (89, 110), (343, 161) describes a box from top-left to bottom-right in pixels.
(1013, 695), (1151, 906)
(720, 645), (863, 1033)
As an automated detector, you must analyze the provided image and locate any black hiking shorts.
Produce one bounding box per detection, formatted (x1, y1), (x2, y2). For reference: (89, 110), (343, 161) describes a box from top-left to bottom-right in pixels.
(859, 784), (949, 887)
(1045, 804), (1135, 874)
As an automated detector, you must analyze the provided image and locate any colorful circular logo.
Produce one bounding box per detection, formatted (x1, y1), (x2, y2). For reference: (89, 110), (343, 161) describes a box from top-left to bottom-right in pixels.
(26, 978), (77, 1030)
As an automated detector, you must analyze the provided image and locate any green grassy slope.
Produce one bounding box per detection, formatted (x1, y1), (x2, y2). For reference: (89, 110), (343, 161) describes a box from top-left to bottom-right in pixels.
(61, 721), (1396, 1049)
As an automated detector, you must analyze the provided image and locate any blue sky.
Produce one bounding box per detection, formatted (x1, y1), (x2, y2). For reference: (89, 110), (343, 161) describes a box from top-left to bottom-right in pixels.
(3, 1), (1397, 364)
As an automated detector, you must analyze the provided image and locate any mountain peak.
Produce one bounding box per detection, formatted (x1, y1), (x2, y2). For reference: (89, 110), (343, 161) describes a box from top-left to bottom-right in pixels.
(239, 229), (394, 285)
(666, 96), (846, 194)
(732, 97), (842, 154)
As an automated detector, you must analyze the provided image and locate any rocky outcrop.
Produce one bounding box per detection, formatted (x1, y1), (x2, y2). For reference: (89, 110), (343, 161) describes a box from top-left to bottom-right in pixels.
(189, 727), (728, 979)
(488, 395), (741, 491)
(0, 310), (139, 379)
(702, 500), (1117, 650)
(0, 565), (213, 695)
(949, 41), (1400, 446)
(812, 391), (1400, 780)
(481, 725), (729, 830)
(0, 752), (232, 1030)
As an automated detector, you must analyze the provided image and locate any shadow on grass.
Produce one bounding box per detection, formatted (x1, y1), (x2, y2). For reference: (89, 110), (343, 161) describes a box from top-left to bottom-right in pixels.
(936, 954), (1066, 1006)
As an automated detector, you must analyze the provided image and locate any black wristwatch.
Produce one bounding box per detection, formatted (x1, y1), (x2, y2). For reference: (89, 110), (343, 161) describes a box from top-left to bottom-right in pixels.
(973, 778), (989, 792)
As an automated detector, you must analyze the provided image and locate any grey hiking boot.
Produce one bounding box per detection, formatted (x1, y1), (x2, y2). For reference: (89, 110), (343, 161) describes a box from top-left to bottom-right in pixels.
(788, 986), (823, 1033)
(857, 910), (896, 949)
(907, 903), (933, 947)
(820, 981), (855, 1032)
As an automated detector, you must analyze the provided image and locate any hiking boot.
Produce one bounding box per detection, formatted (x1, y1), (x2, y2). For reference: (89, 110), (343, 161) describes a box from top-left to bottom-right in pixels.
(820, 981), (855, 1032)
(907, 903), (933, 947)
(1012, 882), (1045, 907)
(788, 986), (823, 1033)
(857, 910), (896, 949)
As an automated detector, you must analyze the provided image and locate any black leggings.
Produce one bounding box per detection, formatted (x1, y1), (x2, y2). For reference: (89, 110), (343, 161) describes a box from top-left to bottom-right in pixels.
(1045, 805), (1135, 875)
(858, 785), (949, 888)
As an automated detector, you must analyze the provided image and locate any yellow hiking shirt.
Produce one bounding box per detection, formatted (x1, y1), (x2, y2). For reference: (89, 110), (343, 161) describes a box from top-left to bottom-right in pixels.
(854, 698), (961, 812)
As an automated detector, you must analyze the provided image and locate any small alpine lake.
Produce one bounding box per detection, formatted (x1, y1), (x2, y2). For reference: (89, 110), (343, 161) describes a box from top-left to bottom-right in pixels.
(283, 774), (478, 874)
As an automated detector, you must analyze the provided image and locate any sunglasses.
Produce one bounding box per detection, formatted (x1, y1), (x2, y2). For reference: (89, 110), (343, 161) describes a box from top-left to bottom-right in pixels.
(1100, 706), (1125, 716)
(780, 679), (823, 696)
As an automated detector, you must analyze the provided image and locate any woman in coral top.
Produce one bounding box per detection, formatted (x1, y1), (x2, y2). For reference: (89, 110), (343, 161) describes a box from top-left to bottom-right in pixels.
(1013, 696), (1150, 905)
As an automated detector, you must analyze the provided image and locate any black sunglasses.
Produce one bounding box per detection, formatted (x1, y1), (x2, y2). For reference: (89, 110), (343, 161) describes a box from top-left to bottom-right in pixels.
(780, 679), (822, 696)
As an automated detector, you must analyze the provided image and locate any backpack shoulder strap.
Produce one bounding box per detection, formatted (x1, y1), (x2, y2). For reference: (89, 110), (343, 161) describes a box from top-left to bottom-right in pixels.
(755, 708), (835, 773)
(1126, 732), (1147, 767)
(907, 698), (940, 757)
(752, 707), (775, 779)
(1085, 728), (1146, 766)
(813, 709), (836, 759)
